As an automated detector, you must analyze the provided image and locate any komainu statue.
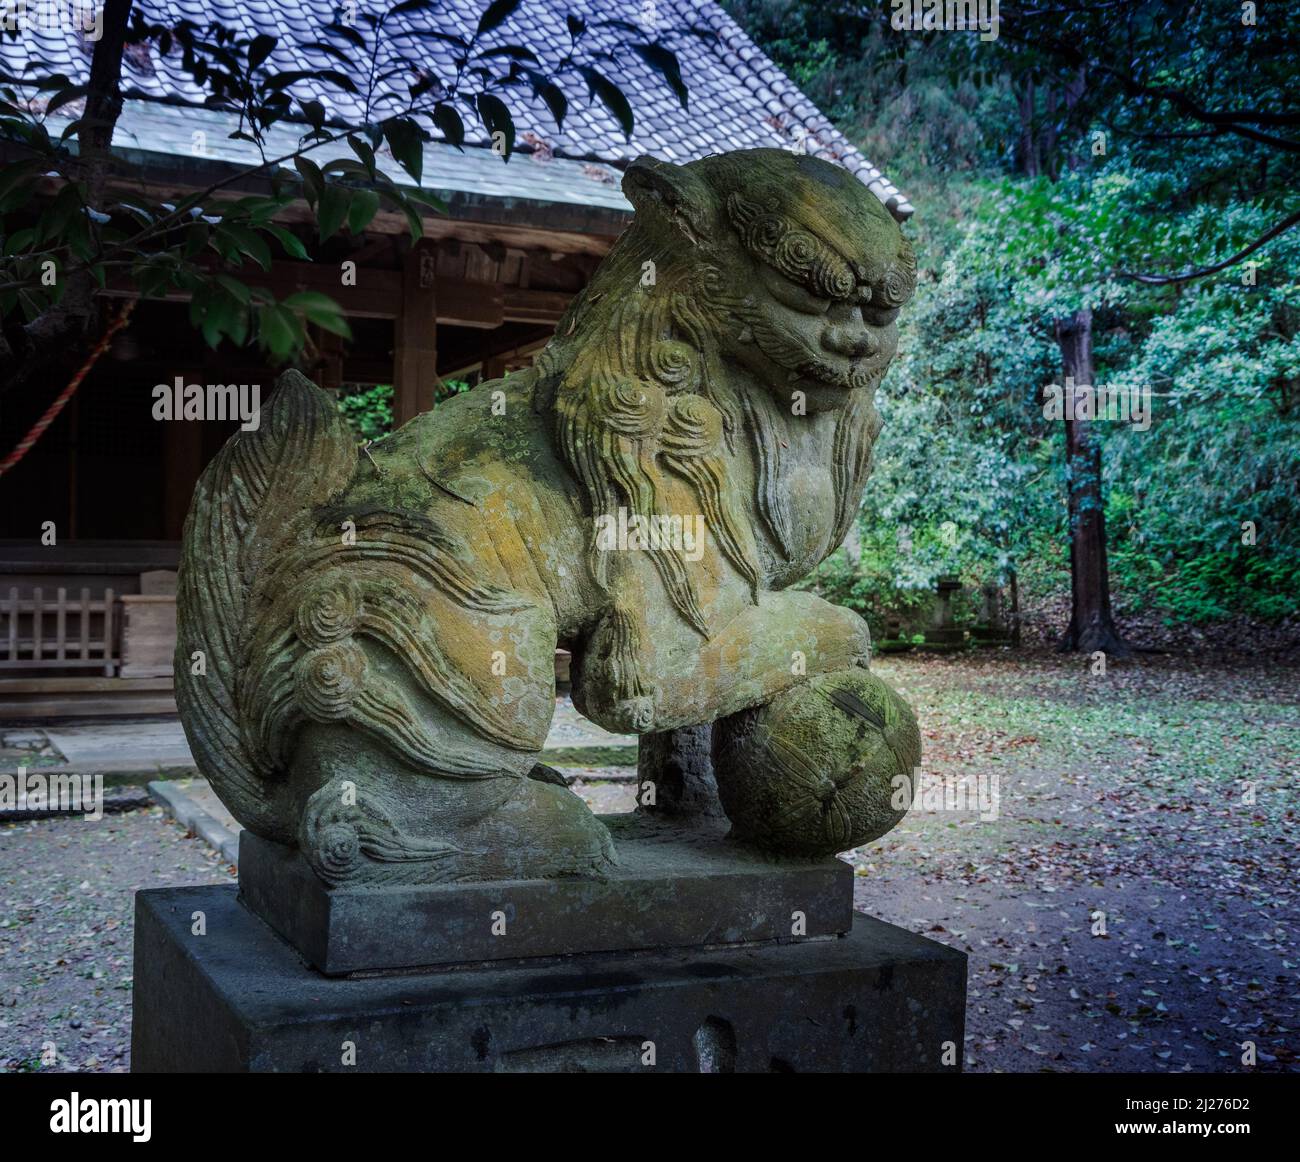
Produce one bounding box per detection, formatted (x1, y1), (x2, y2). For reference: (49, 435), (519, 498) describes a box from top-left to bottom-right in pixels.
(176, 148), (922, 887)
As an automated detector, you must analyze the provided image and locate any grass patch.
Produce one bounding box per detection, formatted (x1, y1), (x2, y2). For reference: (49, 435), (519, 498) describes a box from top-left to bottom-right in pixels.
(541, 744), (638, 767)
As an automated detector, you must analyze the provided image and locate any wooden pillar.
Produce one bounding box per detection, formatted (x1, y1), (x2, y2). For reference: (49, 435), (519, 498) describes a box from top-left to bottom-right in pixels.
(394, 239), (440, 426)
(315, 328), (344, 391)
(482, 354), (508, 381)
(163, 409), (203, 541)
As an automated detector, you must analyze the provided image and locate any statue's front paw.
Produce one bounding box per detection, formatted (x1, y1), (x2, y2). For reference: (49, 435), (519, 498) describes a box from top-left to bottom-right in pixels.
(613, 695), (656, 734)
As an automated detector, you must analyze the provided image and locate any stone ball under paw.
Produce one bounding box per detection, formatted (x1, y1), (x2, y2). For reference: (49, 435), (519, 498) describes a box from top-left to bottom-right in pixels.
(712, 667), (921, 856)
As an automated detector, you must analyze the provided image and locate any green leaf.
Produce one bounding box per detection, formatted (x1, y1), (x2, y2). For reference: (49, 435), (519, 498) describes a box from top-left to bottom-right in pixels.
(317, 70), (360, 95)
(17, 288), (44, 322)
(202, 294), (235, 348)
(263, 70), (309, 93)
(476, 93), (514, 161)
(2, 226), (35, 255)
(383, 117), (424, 183)
(45, 85), (89, 116)
(183, 222), (209, 257)
(134, 260), (172, 300)
(114, 200), (154, 226)
(265, 69), (358, 95)
(282, 290), (353, 338)
(579, 68), (633, 140)
(405, 188), (448, 215)
(304, 41), (352, 68)
(214, 274), (252, 303)
(254, 302), (296, 356)
(263, 223), (308, 259)
(294, 155), (324, 207)
(58, 116), (87, 142)
(216, 223), (273, 270)
(393, 29), (466, 49)
(256, 303), (305, 358)
(536, 81), (567, 130)
(29, 71), (72, 90)
(65, 211), (92, 261)
(475, 44), (537, 63)
(320, 158), (375, 179)
(347, 188), (381, 234)
(248, 34), (276, 71)
(324, 22), (366, 50)
(37, 184), (84, 243)
(384, 190), (424, 241)
(348, 133), (377, 176)
(317, 183), (351, 241)
(432, 103), (464, 148)
(632, 43), (687, 109)
(476, 0), (522, 38)
(226, 195), (290, 224)
(226, 306), (249, 347)
(0, 158), (46, 203)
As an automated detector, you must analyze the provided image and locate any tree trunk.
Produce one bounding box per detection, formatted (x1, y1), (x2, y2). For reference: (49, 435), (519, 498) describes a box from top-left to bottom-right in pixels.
(1042, 86), (1059, 179)
(1008, 568), (1022, 646)
(1054, 309), (1131, 657)
(1018, 77), (1039, 177)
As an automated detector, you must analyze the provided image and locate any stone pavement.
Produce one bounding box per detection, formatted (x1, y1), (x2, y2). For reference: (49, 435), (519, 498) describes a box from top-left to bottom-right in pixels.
(43, 721), (195, 771)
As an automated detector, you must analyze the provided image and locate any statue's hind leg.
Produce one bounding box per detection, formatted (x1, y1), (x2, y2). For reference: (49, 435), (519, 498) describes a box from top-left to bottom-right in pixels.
(285, 628), (615, 885)
(291, 721), (614, 885)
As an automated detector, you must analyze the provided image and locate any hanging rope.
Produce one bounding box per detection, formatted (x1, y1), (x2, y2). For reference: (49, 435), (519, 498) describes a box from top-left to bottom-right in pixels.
(0, 300), (137, 478)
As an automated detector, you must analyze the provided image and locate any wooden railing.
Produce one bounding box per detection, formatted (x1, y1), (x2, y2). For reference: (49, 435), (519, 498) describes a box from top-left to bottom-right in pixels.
(1, 587), (118, 675)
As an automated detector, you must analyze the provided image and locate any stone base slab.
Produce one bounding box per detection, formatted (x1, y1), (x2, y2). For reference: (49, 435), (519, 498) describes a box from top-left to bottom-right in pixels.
(237, 815), (854, 975)
(132, 885), (967, 1073)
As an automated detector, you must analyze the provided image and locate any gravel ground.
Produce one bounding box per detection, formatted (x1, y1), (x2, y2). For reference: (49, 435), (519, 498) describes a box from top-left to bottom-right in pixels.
(856, 652), (1299, 1074)
(0, 807), (233, 1072)
(570, 774), (638, 815)
(2, 651), (1294, 1074)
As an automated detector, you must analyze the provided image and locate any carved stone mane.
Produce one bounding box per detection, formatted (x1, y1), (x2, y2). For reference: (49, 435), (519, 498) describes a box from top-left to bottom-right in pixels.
(535, 149), (915, 633)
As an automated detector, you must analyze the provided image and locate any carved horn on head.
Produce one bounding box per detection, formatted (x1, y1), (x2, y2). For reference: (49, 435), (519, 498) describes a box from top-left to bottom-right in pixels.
(622, 156), (716, 247)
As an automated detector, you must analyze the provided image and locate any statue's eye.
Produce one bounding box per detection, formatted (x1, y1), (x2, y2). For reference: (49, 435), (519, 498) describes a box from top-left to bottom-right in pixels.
(757, 264), (830, 315)
(862, 305), (900, 327)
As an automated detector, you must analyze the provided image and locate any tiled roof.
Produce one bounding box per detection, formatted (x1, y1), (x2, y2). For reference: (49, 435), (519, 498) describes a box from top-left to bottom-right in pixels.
(93, 99), (634, 218)
(0, 0), (912, 220)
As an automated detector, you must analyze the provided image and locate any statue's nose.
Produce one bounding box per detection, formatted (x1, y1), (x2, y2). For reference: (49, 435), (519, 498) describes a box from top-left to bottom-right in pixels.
(822, 325), (877, 359)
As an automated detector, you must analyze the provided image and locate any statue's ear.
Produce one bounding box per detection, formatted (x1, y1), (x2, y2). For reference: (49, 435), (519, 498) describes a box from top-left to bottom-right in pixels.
(623, 156), (715, 246)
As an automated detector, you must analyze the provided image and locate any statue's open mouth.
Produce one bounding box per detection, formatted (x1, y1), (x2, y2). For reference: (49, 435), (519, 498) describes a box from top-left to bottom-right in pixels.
(793, 357), (885, 393)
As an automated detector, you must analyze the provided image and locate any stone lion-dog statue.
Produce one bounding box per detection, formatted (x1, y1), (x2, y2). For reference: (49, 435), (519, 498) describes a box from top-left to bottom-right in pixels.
(176, 148), (922, 887)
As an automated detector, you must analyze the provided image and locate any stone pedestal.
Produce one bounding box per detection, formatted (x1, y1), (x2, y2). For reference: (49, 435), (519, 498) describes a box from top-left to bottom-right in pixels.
(132, 816), (967, 1073)
(237, 815), (853, 975)
(132, 885), (966, 1073)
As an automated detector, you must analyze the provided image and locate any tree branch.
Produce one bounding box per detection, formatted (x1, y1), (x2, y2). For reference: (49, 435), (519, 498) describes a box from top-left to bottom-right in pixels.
(1093, 66), (1300, 154)
(1117, 207), (1300, 286)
